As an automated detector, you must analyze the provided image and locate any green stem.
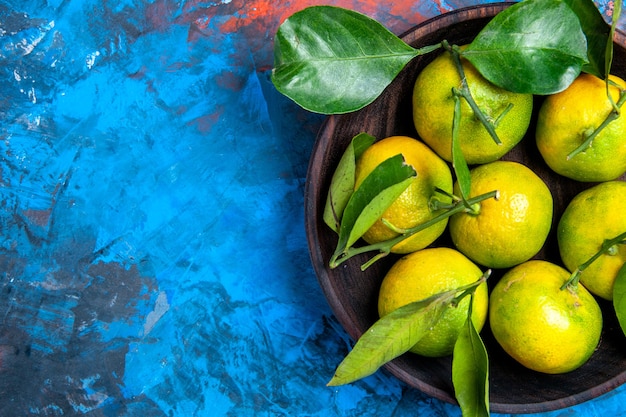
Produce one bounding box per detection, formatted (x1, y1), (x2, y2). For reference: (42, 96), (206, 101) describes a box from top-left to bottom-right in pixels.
(443, 41), (502, 146)
(329, 190), (498, 270)
(561, 230), (626, 290)
(451, 269), (492, 307)
(567, 88), (626, 160)
(432, 186), (462, 202)
(429, 187), (461, 210)
(493, 103), (514, 126)
(415, 42), (444, 57)
(605, 0), (621, 91)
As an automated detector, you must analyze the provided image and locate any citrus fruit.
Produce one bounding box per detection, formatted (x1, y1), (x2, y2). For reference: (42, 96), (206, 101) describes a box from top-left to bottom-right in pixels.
(536, 73), (626, 182)
(448, 160), (553, 269)
(489, 260), (602, 374)
(557, 181), (626, 300)
(378, 247), (488, 357)
(412, 47), (533, 164)
(354, 135), (453, 254)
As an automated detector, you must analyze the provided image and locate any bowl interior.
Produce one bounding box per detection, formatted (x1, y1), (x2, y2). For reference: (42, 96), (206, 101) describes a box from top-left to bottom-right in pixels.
(304, 3), (626, 414)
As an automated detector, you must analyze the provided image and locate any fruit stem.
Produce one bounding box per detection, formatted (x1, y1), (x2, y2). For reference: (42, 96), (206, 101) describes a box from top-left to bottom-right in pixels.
(561, 230), (626, 290)
(329, 190), (498, 270)
(567, 87), (626, 160)
(415, 42), (445, 57)
(433, 186), (462, 203)
(451, 269), (491, 307)
(443, 40), (503, 146)
(493, 103), (514, 128)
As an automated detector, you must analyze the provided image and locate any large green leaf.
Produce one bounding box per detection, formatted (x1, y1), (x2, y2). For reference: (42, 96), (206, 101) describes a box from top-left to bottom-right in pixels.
(463, 0), (588, 94)
(327, 289), (457, 386)
(452, 94), (472, 201)
(323, 133), (377, 233)
(563, 0), (610, 78)
(332, 154), (416, 258)
(272, 6), (423, 114)
(453, 304), (490, 417)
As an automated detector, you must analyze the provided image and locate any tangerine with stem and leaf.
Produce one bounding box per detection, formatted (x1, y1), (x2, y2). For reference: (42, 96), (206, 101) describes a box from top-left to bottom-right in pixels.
(489, 260), (603, 374)
(412, 43), (533, 165)
(536, 73), (626, 182)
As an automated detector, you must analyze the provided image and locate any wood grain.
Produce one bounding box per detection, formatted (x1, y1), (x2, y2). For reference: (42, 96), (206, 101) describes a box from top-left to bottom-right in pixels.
(304, 3), (626, 414)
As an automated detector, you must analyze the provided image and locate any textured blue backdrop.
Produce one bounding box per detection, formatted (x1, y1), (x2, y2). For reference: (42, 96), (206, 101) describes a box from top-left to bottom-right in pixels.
(1, 0), (626, 416)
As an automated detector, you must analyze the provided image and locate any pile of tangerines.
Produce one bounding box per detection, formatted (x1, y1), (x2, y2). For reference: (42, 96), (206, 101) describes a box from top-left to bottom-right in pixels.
(355, 48), (626, 374)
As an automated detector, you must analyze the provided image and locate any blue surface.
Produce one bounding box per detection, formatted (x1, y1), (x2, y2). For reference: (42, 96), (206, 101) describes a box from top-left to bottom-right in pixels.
(1, 0), (626, 416)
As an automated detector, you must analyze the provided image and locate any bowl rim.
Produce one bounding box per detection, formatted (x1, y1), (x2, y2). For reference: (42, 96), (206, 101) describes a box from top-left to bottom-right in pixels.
(304, 2), (626, 414)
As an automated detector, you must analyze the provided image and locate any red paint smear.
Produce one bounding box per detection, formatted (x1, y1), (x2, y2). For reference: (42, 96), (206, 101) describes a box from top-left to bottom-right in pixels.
(128, 65), (148, 80)
(22, 209), (51, 227)
(144, 0), (179, 32)
(190, 105), (224, 133)
(217, 16), (240, 34)
(177, 0), (422, 69)
(215, 70), (245, 92)
(165, 61), (194, 73)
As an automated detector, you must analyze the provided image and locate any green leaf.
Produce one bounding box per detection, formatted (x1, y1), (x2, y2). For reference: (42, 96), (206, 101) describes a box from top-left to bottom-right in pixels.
(453, 302), (490, 417)
(332, 154), (416, 259)
(272, 6), (423, 114)
(463, 0), (588, 94)
(328, 289), (457, 386)
(452, 94), (472, 201)
(323, 133), (377, 232)
(563, 0), (610, 78)
(612, 262), (626, 337)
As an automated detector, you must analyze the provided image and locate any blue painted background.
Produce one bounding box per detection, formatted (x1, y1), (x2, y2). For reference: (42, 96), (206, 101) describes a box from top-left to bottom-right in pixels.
(1, 0), (625, 416)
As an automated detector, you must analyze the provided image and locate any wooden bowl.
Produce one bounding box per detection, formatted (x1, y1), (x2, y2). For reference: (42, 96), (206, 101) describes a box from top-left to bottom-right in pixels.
(304, 3), (626, 414)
